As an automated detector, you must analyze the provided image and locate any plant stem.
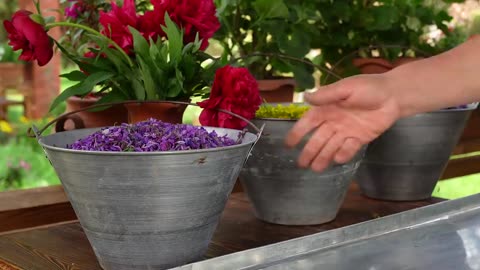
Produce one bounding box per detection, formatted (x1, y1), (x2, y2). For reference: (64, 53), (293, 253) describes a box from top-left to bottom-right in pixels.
(46, 22), (134, 67)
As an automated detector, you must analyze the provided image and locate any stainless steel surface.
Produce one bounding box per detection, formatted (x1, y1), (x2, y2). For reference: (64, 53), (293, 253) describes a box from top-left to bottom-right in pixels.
(240, 119), (364, 225)
(357, 105), (476, 201)
(38, 127), (259, 270)
(175, 193), (480, 270)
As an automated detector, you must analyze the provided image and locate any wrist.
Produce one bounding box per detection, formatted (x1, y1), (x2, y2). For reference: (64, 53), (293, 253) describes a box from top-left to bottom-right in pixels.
(382, 68), (416, 118)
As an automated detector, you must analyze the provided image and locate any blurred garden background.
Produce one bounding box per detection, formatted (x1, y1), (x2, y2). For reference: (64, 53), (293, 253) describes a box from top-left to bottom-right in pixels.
(1, 0), (480, 199)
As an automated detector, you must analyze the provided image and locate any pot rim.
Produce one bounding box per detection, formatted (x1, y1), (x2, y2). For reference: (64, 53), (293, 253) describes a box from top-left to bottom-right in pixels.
(254, 117), (298, 121)
(39, 127), (258, 156)
(424, 102), (478, 114)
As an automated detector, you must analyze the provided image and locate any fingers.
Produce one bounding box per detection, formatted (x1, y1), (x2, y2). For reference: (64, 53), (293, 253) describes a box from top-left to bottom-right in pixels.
(304, 83), (351, 106)
(297, 123), (335, 168)
(334, 138), (363, 164)
(285, 109), (323, 148)
(311, 135), (345, 172)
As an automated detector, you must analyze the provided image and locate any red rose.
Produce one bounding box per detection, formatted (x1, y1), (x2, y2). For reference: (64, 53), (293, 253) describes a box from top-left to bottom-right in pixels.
(141, 0), (220, 50)
(198, 65), (262, 129)
(3, 10), (53, 66)
(99, 0), (138, 53)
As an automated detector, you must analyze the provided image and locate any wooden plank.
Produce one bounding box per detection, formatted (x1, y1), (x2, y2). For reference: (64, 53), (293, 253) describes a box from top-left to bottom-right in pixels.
(0, 202), (77, 234)
(0, 186), (76, 234)
(453, 138), (480, 155)
(459, 108), (480, 141)
(0, 186), (68, 212)
(0, 223), (99, 270)
(442, 155), (480, 180)
(207, 183), (443, 258)
(0, 184), (442, 269)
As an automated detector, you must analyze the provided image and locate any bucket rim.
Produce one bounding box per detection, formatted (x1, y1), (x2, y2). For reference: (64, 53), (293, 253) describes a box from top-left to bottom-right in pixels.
(254, 117), (298, 122)
(38, 127), (258, 156)
(435, 102), (478, 113)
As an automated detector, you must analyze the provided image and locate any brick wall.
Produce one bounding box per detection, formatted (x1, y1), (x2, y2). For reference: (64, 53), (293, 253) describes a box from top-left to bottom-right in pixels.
(19, 0), (61, 119)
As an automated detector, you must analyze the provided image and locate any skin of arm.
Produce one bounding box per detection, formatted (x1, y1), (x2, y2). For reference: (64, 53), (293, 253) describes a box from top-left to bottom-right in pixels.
(387, 34), (480, 117)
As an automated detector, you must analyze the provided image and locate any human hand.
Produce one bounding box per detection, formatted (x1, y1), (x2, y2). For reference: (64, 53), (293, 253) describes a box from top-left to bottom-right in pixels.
(285, 74), (402, 172)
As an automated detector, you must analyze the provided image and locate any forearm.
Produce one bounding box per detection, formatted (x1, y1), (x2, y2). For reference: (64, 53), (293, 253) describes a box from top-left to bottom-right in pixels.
(385, 35), (480, 117)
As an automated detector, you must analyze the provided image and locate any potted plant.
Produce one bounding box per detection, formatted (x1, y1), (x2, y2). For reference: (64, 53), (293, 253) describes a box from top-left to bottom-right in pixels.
(5, 0), (263, 268)
(213, 0), (319, 102)
(240, 103), (365, 225)
(36, 0), (228, 125)
(312, 0), (465, 84)
(55, 0), (153, 131)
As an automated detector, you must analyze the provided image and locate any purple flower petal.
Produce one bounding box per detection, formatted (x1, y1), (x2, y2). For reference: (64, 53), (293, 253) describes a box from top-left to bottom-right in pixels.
(67, 119), (237, 152)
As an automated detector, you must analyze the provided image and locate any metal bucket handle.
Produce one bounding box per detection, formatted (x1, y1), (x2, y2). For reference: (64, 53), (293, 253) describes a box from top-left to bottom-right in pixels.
(28, 100), (264, 139)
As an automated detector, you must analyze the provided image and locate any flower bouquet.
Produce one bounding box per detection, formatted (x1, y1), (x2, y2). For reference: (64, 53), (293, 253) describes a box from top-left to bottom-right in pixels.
(5, 0), (263, 269)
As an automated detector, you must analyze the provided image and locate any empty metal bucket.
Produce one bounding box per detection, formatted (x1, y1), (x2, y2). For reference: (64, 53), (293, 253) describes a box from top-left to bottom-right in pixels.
(241, 119), (364, 225)
(37, 127), (259, 270)
(356, 105), (476, 201)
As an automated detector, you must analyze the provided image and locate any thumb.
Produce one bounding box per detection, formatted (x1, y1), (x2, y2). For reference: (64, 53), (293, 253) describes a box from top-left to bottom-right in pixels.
(305, 82), (351, 106)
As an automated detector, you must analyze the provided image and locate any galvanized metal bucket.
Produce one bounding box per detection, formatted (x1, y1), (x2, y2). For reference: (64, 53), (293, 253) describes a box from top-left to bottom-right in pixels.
(240, 118), (365, 225)
(356, 104), (477, 201)
(31, 101), (263, 270)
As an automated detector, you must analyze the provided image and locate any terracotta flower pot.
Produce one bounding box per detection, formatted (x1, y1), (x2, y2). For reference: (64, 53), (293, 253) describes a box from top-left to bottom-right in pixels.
(352, 58), (420, 74)
(257, 78), (296, 103)
(124, 102), (188, 124)
(55, 96), (129, 132)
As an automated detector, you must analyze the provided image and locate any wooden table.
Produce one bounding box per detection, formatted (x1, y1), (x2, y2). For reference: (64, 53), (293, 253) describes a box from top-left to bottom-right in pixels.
(0, 184), (442, 270)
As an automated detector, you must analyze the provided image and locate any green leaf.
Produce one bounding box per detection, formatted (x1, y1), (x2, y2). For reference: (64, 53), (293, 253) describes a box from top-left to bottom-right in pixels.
(29, 14), (45, 25)
(253, 0), (289, 19)
(53, 41), (83, 66)
(49, 71), (115, 111)
(277, 28), (311, 58)
(406, 16), (421, 31)
(86, 35), (128, 71)
(166, 78), (182, 98)
(85, 91), (128, 113)
(131, 77), (146, 100)
(138, 57), (156, 100)
(367, 6), (400, 31)
(179, 55), (198, 81)
(182, 42), (195, 55)
(289, 62), (315, 90)
(101, 48), (130, 74)
(162, 13), (183, 62)
(312, 54), (324, 66)
(59, 70), (87, 81)
(175, 68), (185, 93)
(129, 26), (151, 64)
(214, 0), (236, 14)
(44, 16), (56, 24)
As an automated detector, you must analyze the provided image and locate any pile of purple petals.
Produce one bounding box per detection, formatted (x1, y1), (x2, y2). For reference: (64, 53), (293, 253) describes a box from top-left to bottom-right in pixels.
(67, 119), (237, 152)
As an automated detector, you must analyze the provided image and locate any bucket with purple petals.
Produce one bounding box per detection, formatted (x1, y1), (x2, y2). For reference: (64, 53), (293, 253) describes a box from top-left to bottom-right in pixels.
(30, 101), (262, 270)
